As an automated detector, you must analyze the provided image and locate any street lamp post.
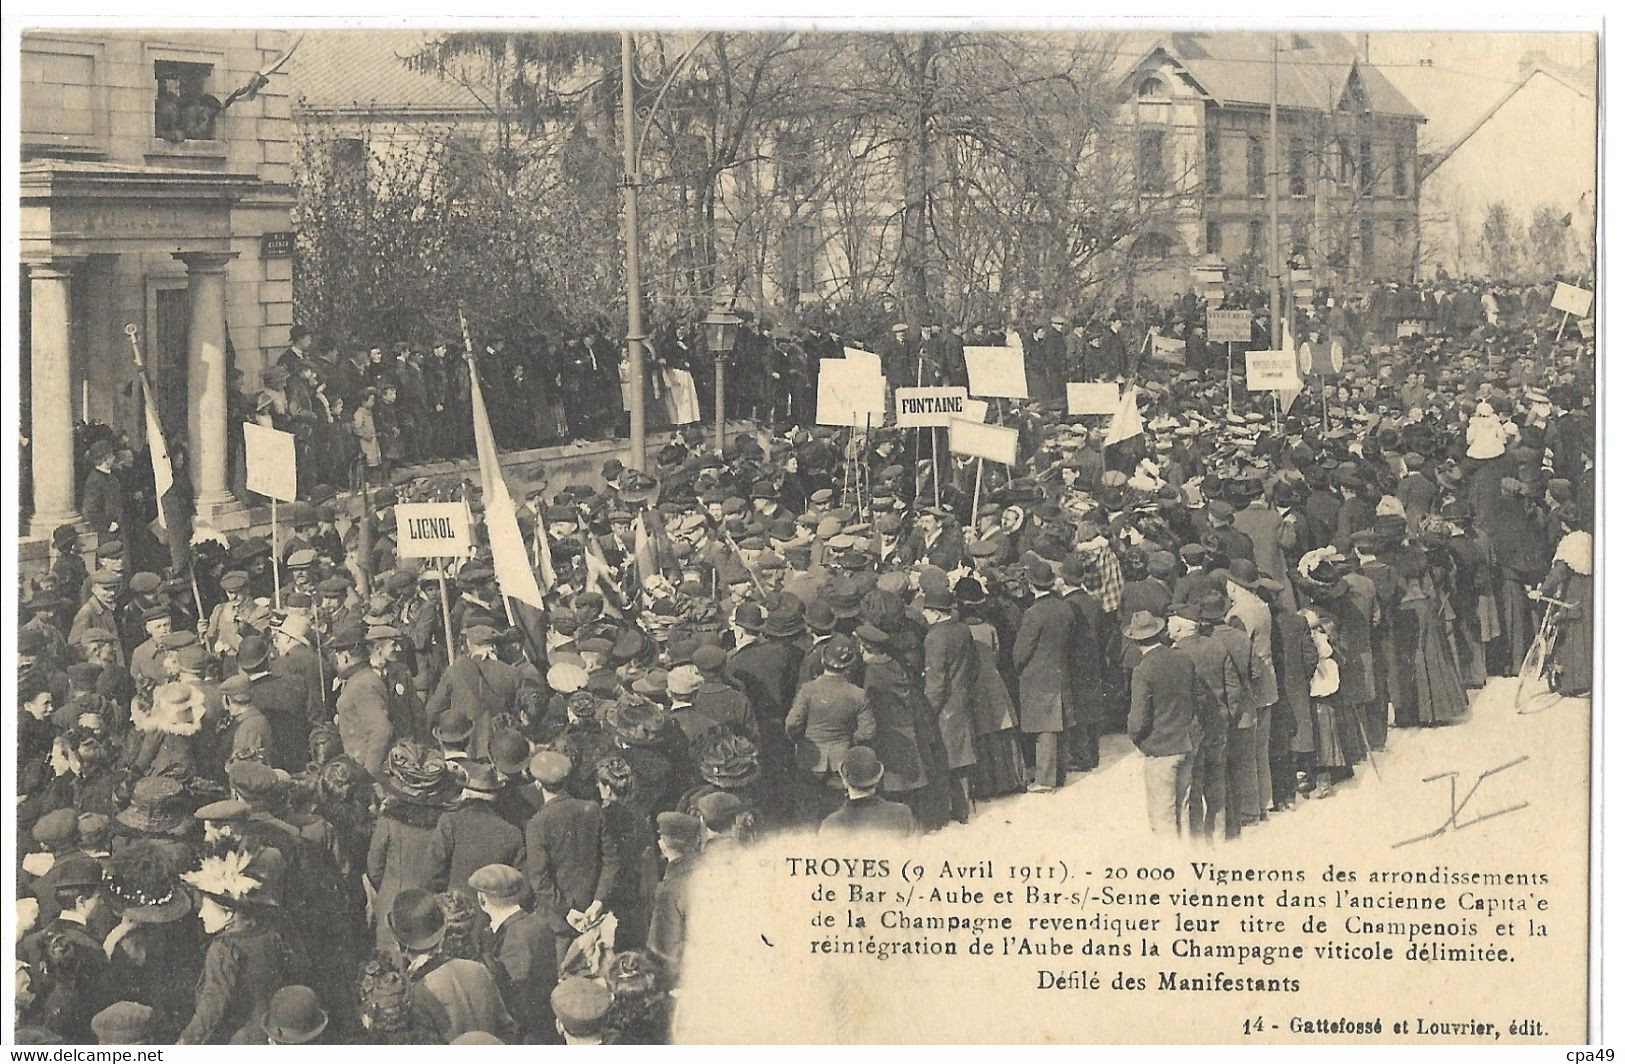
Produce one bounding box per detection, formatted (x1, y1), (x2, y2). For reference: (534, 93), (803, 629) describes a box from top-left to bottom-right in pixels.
(620, 30), (717, 473)
(702, 305), (741, 453)
(620, 32), (648, 471)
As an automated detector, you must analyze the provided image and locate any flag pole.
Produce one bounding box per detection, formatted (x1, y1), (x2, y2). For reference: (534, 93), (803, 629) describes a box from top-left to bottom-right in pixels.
(437, 562), (456, 658)
(971, 458), (984, 527)
(271, 497), (281, 609)
(932, 428), (942, 507)
(1227, 341), (1235, 418)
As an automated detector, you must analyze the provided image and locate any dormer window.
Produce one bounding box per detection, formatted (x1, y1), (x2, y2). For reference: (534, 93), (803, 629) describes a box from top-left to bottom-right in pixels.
(1137, 76), (1166, 98)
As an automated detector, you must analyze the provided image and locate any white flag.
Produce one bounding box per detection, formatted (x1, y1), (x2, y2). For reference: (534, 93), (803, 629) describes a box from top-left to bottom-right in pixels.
(1276, 319), (1304, 412)
(1104, 384), (1143, 447)
(469, 363), (545, 609)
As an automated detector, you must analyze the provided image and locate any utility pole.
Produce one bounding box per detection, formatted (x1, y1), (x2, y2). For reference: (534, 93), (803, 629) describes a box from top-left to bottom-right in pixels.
(1268, 33), (1282, 348)
(620, 31), (648, 471)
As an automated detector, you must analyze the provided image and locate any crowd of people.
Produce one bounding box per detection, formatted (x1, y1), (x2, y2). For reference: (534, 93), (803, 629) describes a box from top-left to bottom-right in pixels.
(15, 274), (1594, 1045)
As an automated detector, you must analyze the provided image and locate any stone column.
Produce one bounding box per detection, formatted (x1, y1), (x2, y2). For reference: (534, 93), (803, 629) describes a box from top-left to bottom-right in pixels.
(175, 251), (239, 521)
(26, 258), (83, 538)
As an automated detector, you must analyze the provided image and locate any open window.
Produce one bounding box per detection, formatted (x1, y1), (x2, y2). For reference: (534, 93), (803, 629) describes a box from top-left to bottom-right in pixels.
(154, 59), (219, 142)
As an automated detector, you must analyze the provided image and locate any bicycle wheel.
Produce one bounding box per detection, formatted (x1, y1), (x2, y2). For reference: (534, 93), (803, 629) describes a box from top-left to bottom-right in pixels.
(1515, 605), (1562, 714)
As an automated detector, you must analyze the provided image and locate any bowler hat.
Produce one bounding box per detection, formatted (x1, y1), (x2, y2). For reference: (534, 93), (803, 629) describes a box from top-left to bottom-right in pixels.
(821, 635), (858, 671)
(388, 888), (447, 952)
(1215, 559), (1263, 589)
(432, 712), (474, 745)
(489, 730), (531, 776)
(264, 986), (328, 1045)
(236, 634), (271, 671)
(839, 746), (885, 789)
(460, 761), (503, 794)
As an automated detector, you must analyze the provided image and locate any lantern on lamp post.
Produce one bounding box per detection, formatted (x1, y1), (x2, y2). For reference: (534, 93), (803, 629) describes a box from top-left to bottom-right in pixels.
(703, 305), (741, 452)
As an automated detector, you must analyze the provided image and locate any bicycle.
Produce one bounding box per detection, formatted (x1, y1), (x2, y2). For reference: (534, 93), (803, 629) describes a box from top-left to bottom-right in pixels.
(1514, 593), (1577, 715)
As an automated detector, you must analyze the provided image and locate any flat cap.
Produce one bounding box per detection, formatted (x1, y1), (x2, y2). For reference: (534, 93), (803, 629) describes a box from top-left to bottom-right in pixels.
(467, 863), (528, 903)
(528, 750), (573, 788)
(551, 977), (613, 1032)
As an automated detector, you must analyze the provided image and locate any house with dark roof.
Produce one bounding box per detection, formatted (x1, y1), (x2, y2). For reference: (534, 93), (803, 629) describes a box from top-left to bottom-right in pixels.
(1121, 32), (1425, 293)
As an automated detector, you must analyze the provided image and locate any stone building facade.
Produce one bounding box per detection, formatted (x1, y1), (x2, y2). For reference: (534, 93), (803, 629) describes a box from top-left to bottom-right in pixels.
(19, 29), (297, 540)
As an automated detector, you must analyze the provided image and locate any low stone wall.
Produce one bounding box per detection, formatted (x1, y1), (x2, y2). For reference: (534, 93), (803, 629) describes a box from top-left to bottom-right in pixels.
(19, 423), (751, 586)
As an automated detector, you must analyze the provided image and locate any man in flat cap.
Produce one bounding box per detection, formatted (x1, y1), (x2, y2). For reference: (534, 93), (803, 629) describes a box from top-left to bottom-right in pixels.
(647, 811), (703, 978)
(469, 863), (559, 1042)
(523, 751), (618, 966)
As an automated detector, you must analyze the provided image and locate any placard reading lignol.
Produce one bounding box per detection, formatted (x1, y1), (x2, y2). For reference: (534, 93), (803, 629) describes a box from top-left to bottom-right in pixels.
(895, 386), (969, 427)
(395, 502), (472, 559)
(1551, 281), (1594, 317)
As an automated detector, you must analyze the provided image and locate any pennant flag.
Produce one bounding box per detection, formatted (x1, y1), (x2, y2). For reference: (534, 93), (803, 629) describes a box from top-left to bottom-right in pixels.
(130, 341), (191, 573)
(1149, 331), (1187, 365)
(1276, 320), (1304, 413)
(1104, 384), (1144, 448)
(468, 360), (545, 609)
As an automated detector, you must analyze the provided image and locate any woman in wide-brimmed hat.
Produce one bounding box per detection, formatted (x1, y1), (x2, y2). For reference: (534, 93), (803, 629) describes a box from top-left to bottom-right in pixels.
(177, 844), (298, 1044)
(366, 741), (459, 954)
(124, 681), (207, 781)
(103, 840), (200, 1041)
(607, 696), (681, 819)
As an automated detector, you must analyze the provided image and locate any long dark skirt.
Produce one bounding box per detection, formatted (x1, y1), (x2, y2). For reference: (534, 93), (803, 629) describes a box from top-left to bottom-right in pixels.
(1391, 598), (1470, 727)
(1311, 700), (1368, 769)
(1552, 572), (1593, 696)
(969, 729), (1027, 799)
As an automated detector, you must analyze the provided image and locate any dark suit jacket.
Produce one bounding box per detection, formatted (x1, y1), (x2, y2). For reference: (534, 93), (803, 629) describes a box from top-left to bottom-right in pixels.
(523, 794), (617, 933)
(247, 670), (312, 773)
(425, 655), (522, 759)
(922, 618), (979, 768)
(1012, 592), (1075, 733)
(429, 799), (525, 893)
(1128, 643), (1200, 757)
(1062, 588), (1106, 716)
(785, 672), (875, 776)
(488, 909), (558, 1038)
(819, 795), (917, 837)
(80, 468), (126, 535)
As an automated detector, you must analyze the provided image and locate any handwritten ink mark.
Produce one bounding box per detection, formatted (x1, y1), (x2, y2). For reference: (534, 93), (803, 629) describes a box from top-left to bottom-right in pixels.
(1393, 755), (1531, 849)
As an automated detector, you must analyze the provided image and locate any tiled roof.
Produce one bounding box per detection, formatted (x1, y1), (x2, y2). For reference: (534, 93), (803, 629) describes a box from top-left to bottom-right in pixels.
(285, 30), (490, 115)
(1157, 32), (1423, 120)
